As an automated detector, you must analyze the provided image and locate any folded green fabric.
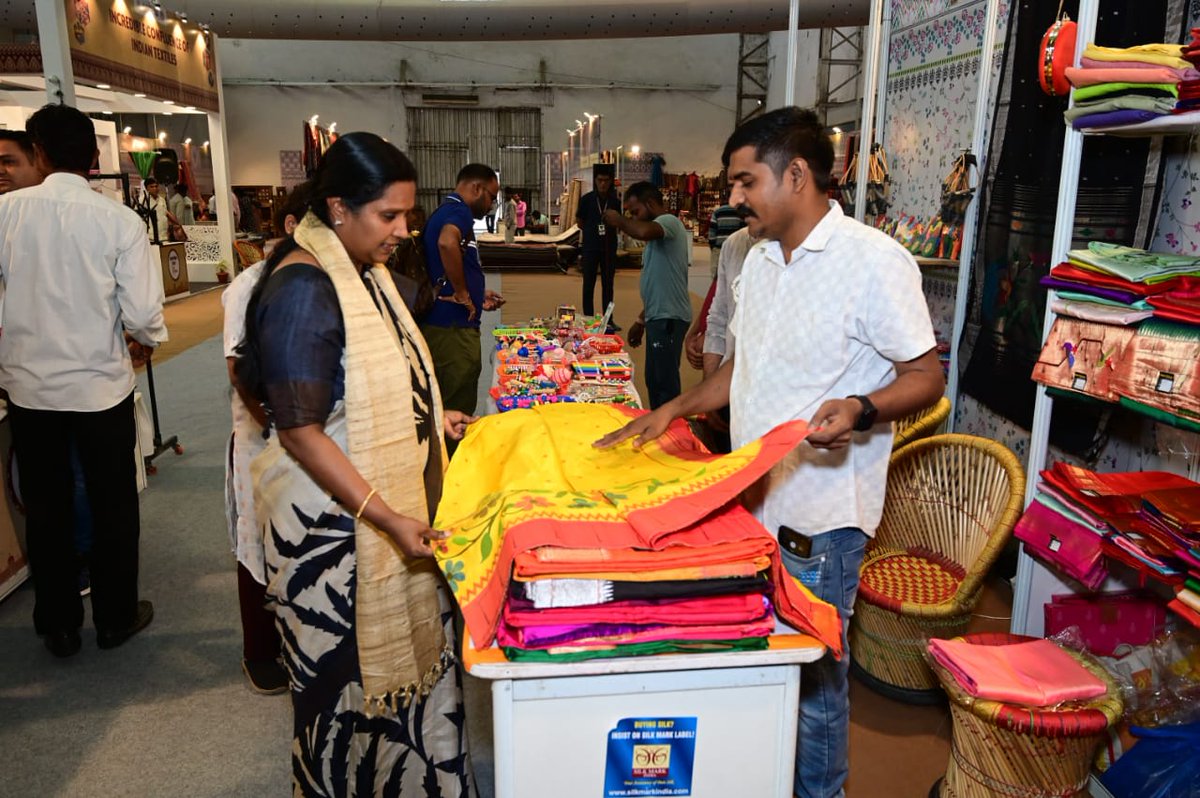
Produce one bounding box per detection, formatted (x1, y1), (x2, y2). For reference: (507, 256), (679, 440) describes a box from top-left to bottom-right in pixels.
(1117, 397), (1200, 433)
(1069, 242), (1200, 282)
(1064, 96), (1177, 121)
(1073, 81), (1179, 101)
(503, 636), (769, 662)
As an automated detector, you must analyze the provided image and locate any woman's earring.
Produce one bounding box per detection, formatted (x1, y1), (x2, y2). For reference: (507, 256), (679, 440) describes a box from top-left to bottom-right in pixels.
(334, 219), (344, 226)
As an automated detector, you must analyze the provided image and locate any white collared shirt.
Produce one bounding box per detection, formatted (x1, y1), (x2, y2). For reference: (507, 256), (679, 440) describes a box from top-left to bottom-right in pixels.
(0, 173), (168, 412)
(729, 201), (935, 537)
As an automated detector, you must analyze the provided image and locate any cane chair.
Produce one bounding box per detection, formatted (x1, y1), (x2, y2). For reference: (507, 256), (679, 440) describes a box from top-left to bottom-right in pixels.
(849, 434), (1025, 702)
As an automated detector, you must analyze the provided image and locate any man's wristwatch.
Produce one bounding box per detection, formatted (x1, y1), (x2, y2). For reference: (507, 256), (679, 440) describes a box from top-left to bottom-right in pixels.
(849, 395), (878, 432)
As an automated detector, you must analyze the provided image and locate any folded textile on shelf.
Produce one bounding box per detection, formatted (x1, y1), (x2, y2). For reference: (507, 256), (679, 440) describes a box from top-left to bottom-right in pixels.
(1073, 81), (1179, 101)
(504, 637), (768, 663)
(1064, 96), (1178, 123)
(1066, 64), (1199, 86)
(434, 403), (843, 658)
(1015, 498), (1108, 589)
(1079, 56), (1200, 77)
(1082, 42), (1192, 71)
(1083, 108), (1200, 135)
(1051, 297), (1155, 325)
(1070, 242), (1200, 282)
(497, 615), (777, 650)
(1072, 108), (1163, 129)
(504, 592), (772, 628)
(927, 637), (1109, 706)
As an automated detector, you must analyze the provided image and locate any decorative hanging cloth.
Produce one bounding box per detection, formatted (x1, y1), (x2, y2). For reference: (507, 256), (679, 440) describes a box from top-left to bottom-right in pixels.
(433, 403), (844, 657)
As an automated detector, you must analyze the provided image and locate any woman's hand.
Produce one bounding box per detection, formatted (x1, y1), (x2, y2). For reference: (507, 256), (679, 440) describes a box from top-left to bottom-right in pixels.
(379, 512), (447, 559)
(443, 410), (478, 441)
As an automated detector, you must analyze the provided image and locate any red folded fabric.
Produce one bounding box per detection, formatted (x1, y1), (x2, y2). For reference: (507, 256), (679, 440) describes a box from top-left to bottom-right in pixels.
(1052, 263), (1193, 295)
(1041, 463), (1196, 518)
(1148, 292), (1200, 323)
(1169, 598), (1200, 628)
(927, 638), (1108, 706)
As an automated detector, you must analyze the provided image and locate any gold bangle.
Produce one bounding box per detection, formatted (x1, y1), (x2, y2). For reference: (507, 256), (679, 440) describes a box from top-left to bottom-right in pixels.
(354, 488), (378, 521)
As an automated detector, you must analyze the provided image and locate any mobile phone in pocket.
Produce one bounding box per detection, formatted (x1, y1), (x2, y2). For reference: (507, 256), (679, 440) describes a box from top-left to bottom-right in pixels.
(778, 525), (813, 558)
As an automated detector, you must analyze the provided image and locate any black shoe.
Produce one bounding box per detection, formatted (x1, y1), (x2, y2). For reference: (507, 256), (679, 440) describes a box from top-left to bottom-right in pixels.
(608, 322), (622, 332)
(242, 658), (290, 695)
(97, 600), (154, 650)
(45, 629), (82, 658)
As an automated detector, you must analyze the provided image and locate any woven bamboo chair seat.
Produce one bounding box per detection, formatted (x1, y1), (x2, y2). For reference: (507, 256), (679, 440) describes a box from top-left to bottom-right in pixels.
(930, 632), (1122, 798)
(859, 548), (966, 611)
(850, 435), (1025, 702)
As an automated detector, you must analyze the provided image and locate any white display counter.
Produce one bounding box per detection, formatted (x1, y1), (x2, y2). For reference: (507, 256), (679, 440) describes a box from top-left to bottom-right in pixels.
(464, 621), (824, 798)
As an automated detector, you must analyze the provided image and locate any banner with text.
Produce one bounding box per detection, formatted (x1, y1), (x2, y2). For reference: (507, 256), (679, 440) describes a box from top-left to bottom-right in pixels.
(65, 0), (219, 111)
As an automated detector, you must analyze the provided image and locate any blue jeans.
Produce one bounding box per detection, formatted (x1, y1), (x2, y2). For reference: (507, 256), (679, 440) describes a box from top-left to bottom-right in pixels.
(779, 526), (869, 798)
(644, 318), (686, 410)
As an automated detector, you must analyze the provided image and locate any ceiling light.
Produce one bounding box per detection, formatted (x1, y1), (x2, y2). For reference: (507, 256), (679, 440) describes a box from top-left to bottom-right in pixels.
(163, 100), (174, 105)
(134, 93), (146, 98)
(96, 83), (111, 89)
(101, 110), (113, 115)
(162, 111), (173, 116)
(574, 119), (583, 128)
(329, 122), (337, 133)
(309, 114), (319, 125)
(123, 126), (133, 134)
(630, 145), (640, 155)
(832, 126), (843, 134)
(157, 131), (167, 141)
(184, 137), (192, 145)
(202, 140), (210, 148)
(183, 105), (195, 111)
(566, 129), (574, 136)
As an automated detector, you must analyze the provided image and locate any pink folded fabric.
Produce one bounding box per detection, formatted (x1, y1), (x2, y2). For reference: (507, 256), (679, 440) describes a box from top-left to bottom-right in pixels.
(927, 638), (1108, 706)
(496, 616), (776, 649)
(503, 592), (771, 628)
(1079, 57), (1200, 79)
(1066, 65), (1191, 87)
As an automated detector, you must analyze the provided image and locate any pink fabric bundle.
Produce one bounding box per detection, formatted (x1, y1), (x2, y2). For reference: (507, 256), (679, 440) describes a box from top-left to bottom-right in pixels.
(497, 615), (776, 650)
(503, 592), (771, 628)
(927, 638), (1108, 706)
(1079, 57), (1200, 79)
(1066, 64), (1194, 87)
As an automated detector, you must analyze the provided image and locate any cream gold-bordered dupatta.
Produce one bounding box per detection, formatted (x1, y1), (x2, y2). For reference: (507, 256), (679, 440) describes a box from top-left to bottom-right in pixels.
(293, 212), (450, 713)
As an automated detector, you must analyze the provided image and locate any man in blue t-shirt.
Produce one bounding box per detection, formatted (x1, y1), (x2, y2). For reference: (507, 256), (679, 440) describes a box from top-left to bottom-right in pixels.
(602, 182), (692, 409)
(420, 163), (503, 415)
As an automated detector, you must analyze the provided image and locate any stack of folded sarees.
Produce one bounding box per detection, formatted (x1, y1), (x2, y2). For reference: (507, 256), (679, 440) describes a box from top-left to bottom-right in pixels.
(1040, 242), (1200, 327)
(434, 403), (844, 662)
(1065, 42), (1200, 132)
(1014, 463), (1200, 629)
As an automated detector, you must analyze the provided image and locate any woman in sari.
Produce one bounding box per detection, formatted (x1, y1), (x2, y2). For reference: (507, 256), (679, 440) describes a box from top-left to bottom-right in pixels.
(237, 132), (475, 797)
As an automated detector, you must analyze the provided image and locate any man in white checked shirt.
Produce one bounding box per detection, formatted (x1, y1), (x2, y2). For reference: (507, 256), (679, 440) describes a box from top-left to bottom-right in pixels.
(597, 107), (945, 798)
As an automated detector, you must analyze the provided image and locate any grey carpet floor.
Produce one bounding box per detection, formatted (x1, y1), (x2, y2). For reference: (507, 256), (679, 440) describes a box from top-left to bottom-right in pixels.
(0, 296), (502, 797)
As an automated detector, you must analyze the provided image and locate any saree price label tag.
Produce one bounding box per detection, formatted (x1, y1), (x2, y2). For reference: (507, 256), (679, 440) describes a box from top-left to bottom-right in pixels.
(604, 717), (697, 797)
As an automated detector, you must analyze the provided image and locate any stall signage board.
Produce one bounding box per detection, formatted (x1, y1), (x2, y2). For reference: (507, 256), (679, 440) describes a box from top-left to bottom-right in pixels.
(604, 717), (697, 797)
(64, 0), (219, 111)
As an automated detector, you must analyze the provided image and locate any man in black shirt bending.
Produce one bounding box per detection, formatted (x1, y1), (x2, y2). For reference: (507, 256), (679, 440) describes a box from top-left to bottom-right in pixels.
(576, 163), (621, 331)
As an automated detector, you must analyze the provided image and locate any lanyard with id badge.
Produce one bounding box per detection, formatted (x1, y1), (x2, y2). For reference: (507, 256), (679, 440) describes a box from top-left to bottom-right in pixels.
(596, 195), (611, 237)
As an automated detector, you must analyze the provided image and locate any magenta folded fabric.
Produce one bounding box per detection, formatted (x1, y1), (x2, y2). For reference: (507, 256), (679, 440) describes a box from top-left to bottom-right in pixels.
(496, 616), (776, 649)
(1015, 500), (1108, 590)
(503, 592), (771, 628)
(927, 638), (1108, 706)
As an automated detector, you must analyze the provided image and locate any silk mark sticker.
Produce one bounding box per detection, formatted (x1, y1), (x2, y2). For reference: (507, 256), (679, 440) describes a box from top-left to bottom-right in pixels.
(604, 717), (697, 797)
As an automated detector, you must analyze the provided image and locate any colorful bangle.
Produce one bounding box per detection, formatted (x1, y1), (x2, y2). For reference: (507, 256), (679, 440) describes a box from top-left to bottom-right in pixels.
(355, 488), (378, 521)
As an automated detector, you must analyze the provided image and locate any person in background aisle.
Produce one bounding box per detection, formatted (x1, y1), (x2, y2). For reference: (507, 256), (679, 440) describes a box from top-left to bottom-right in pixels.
(169, 180), (195, 226)
(420, 163), (505, 418)
(0, 130), (42, 194)
(237, 190), (260, 234)
(502, 188), (517, 245)
(236, 133), (475, 795)
(706, 202), (747, 262)
(528, 209), (548, 233)
(221, 182), (312, 695)
(597, 107), (944, 798)
(0, 104), (167, 658)
(144, 177), (170, 243)
(514, 191), (527, 236)
(484, 192), (497, 234)
(602, 182), (691, 409)
(577, 163), (621, 330)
